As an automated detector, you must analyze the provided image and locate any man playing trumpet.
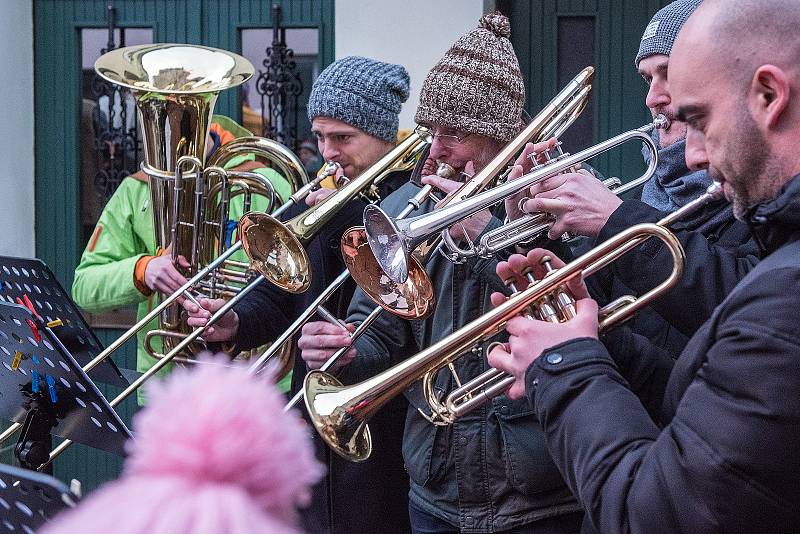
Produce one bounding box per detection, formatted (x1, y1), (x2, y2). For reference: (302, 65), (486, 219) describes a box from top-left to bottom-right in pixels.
(489, 1), (800, 530)
(515, 0), (758, 355)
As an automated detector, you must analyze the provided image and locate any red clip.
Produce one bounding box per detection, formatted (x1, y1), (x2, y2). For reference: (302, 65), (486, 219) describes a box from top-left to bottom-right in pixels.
(22, 294), (42, 320)
(15, 295), (41, 321)
(26, 319), (41, 342)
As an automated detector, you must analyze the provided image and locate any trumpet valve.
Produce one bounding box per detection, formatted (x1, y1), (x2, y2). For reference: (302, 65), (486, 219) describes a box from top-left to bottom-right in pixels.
(540, 255), (556, 274)
(554, 291), (577, 320)
(539, 255), (577, 320)
(503, 276), (519, 294)
(536, 298), (560, 323)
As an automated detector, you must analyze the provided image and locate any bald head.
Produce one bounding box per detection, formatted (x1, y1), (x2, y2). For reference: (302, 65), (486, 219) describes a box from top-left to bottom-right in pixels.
(688, 0), (800, 82)
(669, 0), (800, 218)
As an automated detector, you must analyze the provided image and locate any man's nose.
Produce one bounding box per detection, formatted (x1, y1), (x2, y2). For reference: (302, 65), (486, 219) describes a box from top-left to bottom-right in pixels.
(645, 79), (671, 112)
(428, 137), (449, 162)
(684, 130), (709, 171)
(321, 142), (339, 162)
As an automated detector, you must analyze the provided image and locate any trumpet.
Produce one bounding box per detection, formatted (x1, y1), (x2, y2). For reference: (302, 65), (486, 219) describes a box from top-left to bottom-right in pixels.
(364, 115), (668, 285)
(303, 183), (725, 462)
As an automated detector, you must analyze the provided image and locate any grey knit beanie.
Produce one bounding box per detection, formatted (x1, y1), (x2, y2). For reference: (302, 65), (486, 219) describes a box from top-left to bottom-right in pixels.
(636, 0), (703, 67)
(415, 12), (525, 143)
(307, 56), (410, 142)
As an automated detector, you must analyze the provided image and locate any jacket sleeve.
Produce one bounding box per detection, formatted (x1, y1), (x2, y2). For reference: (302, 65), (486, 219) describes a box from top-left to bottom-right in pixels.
(526, 268), (800, 533)
(601, 326), (675, 421)
(72, 179), (151, 312)
(231, 277), (297, 352)
(595, 199), (759, 336)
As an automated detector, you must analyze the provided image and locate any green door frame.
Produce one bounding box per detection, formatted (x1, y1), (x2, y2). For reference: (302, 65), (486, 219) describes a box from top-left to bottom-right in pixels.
(33, 0), (334, 492)
(507, 0), (671, 183)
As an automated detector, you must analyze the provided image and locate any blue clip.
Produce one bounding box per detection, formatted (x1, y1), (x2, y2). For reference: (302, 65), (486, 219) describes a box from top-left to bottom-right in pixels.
(31, 355), (40, 365)
(225, 220), (237, 248)
(46, 375), (57, 403)
(31, 371), (40, 394)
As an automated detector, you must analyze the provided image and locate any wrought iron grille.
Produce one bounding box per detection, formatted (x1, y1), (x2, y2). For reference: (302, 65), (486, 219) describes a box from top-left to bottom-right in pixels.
(256, 4), (304, 150)
(91, 4), (141, 204)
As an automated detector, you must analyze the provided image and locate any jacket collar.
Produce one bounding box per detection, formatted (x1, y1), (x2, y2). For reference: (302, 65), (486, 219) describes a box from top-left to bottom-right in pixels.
(746, 173), (800, 255)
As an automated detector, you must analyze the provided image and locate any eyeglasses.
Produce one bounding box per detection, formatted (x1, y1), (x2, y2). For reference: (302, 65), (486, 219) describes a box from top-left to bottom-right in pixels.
(415, 125), (472, 149)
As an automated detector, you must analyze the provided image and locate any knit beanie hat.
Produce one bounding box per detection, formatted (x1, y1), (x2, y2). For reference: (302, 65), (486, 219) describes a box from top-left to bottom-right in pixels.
(40, 355), (324, 534)
(307, 56), (410, 143)
(415, 12), (525, 143)
(635, 0), (703, 67)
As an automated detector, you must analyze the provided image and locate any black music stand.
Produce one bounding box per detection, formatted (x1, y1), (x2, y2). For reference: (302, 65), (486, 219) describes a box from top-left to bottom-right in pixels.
(0, 256), (126, 387)
(0, 301), (132, 468)
(0, 463), (79, 532)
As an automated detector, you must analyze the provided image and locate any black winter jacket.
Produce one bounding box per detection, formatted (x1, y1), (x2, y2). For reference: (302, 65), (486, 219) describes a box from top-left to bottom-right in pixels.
(526, 174), (800, 533)
(345, 181), (581, 533)
(230, 172), (411, 534)
(586, 195), (758, 355)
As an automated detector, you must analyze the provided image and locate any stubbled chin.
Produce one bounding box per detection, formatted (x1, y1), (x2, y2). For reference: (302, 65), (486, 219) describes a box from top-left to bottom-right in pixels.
(721, 182), (738, 206)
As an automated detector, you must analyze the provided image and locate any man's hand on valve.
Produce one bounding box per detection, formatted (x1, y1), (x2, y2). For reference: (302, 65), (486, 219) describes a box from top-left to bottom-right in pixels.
(504, 138), (559, 222)
(520, 168), (623, 239)
(486, 249), (598, 400)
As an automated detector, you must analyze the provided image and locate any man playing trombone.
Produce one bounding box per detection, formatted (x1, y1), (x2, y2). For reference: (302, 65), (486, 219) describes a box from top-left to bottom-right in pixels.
(489, 0), (800, 530)
(300, 13), (584, 533)
(185, 56), (415, 534)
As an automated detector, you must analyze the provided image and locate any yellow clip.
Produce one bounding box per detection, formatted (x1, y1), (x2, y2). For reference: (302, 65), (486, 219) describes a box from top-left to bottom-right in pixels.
(47, 319), (63, 328)
(11, 351), (23, 371)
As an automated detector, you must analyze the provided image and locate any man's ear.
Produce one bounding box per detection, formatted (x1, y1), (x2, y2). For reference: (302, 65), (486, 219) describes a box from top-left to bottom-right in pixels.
(750, 65), (790, 129)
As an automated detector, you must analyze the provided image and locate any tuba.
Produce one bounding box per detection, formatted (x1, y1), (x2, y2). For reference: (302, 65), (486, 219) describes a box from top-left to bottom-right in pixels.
(95, 43), (309, 364)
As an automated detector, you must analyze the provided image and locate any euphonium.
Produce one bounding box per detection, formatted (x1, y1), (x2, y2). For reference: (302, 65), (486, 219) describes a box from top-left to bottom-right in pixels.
(303, 183), (725, 462)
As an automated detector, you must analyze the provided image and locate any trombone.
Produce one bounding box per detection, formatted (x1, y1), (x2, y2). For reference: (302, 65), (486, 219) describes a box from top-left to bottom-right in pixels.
(248, 163), (454, 390)
(363, 115), (668, 285)
(256, 68), (596, 412)
(303, 183), (725, 462)
(25, 136), (429, 470)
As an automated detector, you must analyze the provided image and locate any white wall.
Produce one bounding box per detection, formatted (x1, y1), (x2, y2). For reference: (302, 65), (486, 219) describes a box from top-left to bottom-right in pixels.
(335, 0), (484, 131)
(0, 2), (34, 258)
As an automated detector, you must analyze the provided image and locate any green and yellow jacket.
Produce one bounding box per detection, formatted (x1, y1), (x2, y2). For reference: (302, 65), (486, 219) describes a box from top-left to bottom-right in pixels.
(72, 118), (292, 399)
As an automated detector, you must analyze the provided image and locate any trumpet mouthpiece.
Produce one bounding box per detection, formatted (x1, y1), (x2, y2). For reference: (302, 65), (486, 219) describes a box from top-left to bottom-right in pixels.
(707, 181), (726, 200)
(436, 162), (457, 179)
(653, 114), (670, 131)
(318, 161), (341, 178)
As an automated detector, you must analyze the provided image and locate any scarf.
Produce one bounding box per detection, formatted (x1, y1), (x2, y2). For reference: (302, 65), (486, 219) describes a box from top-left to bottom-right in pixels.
(640, 130), (712, 211)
